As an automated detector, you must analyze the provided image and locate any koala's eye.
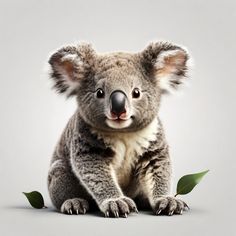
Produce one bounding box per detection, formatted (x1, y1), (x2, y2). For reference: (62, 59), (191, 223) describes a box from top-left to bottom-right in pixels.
(96, 88), (105, 98)
(132, 88), (140, 98)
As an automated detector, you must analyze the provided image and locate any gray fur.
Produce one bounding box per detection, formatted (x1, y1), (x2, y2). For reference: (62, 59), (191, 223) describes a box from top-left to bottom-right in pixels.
(47, 41), (190, 217)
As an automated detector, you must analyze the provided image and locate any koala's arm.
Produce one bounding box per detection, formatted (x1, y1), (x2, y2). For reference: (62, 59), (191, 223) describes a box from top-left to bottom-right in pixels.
(137, 129), (188, 215)
(138, 139), (171, 202)
(72, 152), (122, 203)
(70, 131), (137, 215)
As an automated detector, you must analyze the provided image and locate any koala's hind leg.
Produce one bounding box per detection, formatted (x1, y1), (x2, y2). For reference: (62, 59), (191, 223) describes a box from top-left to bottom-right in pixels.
(48, 159), (93, 214)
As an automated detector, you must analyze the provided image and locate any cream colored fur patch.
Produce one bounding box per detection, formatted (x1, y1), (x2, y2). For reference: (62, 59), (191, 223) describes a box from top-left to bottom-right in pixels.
(93, 118), (159, 187)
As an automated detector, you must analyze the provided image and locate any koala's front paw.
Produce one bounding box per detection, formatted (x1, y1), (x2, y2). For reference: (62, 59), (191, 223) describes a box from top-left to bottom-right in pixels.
(153, 196), (189, 216)
(60, 198), (89, 215)
(100, 196), (138, 218)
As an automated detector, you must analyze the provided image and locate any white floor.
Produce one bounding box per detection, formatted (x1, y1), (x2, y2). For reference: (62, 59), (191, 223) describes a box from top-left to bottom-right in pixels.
(0, 197), (233, 236)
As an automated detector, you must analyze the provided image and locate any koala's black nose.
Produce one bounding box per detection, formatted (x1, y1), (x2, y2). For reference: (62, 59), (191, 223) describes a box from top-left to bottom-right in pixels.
(110, 90), (126, 117)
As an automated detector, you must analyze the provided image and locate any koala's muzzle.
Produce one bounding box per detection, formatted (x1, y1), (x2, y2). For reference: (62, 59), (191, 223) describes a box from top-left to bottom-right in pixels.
(110, 90), (126, 117)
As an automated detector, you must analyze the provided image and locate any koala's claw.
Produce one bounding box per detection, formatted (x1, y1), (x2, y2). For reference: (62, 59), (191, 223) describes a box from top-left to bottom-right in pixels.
(154, 196), (189, 216)
(168, 210), (174, 216)
(114, 211), (119, 218)
(100, 196), (137, 218)
(61, 198), (89, 215)
(184, 202), (190, 210)
(156, 209), (162, 215)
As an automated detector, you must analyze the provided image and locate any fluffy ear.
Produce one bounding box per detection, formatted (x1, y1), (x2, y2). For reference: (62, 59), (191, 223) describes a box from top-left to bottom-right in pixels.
(141, 42), (191, 93)
(48, 43), (96, 96)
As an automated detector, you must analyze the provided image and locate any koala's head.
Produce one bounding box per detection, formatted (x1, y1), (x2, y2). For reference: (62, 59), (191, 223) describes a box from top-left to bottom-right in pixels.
(48, 41), (190, 132)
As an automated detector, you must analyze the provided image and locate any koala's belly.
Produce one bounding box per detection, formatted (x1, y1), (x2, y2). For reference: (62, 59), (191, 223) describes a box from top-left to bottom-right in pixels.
(111, 140), (138, 189)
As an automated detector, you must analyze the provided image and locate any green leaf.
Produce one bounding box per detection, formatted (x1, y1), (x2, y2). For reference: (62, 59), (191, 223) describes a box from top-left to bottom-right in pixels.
(175, 170), (209, 197)
(23, 191), (46, 209)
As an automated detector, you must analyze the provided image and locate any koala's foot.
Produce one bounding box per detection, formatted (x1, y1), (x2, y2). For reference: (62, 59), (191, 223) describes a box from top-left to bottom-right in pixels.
(100, 196), (138, 218)
(153, 196), (189, 216)
(60, 198), (89, 215)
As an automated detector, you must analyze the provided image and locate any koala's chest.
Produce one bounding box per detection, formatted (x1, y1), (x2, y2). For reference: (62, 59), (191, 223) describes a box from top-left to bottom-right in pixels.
(111, 139), (145, 187)
(108, 119), (159, 188)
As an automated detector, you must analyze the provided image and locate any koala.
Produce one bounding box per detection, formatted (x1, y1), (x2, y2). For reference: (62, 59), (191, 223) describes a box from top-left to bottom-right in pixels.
(47, 41), (190, 217)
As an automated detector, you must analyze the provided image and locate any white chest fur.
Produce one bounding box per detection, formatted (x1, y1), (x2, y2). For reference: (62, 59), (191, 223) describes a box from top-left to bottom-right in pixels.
(95, 118), (159, 187)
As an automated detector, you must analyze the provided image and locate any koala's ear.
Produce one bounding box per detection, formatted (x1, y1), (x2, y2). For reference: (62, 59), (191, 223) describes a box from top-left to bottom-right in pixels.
(48, 43), (96, 96)
(140, 42), (191, 93)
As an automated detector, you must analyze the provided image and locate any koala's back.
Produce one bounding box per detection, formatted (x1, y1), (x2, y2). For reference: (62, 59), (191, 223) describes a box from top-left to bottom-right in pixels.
(50, 112), (78, 167)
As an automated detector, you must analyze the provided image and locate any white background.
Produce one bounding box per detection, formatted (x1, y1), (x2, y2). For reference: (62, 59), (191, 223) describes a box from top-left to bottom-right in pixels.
(0, 0), (235, 235)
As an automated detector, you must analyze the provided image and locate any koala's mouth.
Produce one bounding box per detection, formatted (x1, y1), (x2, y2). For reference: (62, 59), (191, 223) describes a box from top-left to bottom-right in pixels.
(105, 116), (133, 129)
